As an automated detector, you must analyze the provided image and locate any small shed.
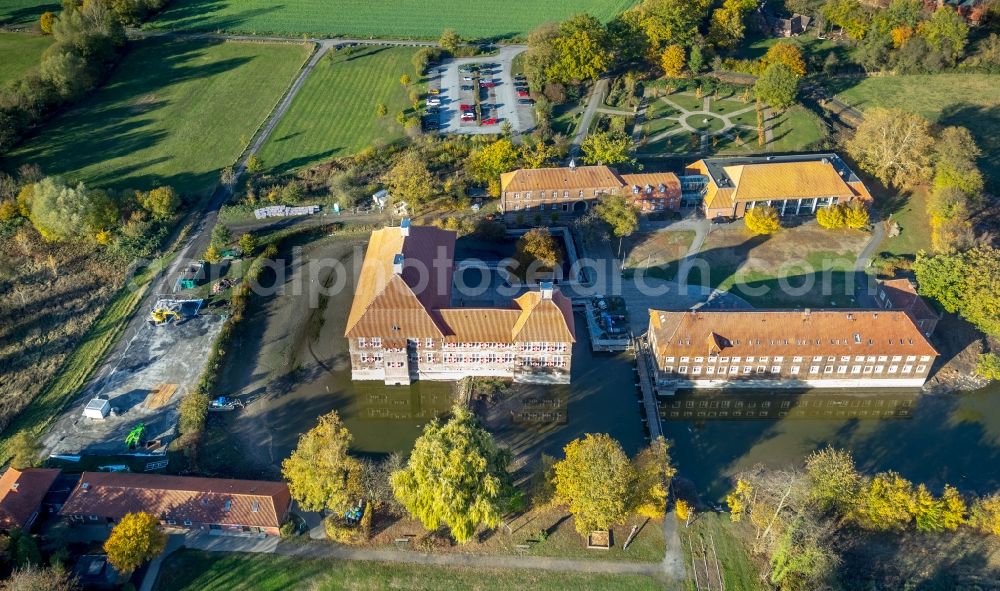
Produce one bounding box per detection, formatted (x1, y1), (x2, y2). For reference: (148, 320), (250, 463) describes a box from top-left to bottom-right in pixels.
(372, 189), (389, 210)
(83, 398), (110, 420)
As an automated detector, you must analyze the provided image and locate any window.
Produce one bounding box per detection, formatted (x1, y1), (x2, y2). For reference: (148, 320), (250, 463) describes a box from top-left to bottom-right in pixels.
(902, 365), (913, 373)
(906, 355), (917, 362)
(729, 366), (739, 374)
(678, 366), (688, 374)
(837, 365), (848, 374)
(863, 366), (873, 374)
(425, 338), (433, 348)
(664, 356), (675, 363)
(706, 367), (715, 374)
(357, 337), (367, 348)
(875, 365), (885, 373)
(771, 366), (781, 374)
(824, 366), (834, 374)
(664, 366), (674, 374)
(743, 366), (752, 374)
(916, 364), (927, 373)
(167, 519), (176, 525)
(371, 337), (382, 348)
(892, 355), (902, 362)
(793, 356), (803, 362)
(183, 520), (193, 526)
(888, 365), (899, 373)
(89, 515), (99, 521)
(813, 356), (823, 362)
(851, 365), (862, 374)
(755, 366), (766, 374)
(224, 500), (232, 512)
(746, 356), (755, 363)
(791, 366), (800, 375)
(692, 366), (702, 375)
(920, 355), (931, 362)
(810, 366), (820, 373)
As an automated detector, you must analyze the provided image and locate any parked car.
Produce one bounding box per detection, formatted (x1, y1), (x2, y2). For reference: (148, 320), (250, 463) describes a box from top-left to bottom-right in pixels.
(463, 76), (474, 81)
(711, 216), (734, 224)
(517, 98), (535, 105)
(481, 118), (498, 125)
(426, 98), (441, 106)
(480, 81), (496, 88)
(460, 103), (473, 110)
(429, 88), (440, 95)
(517, 90), (529, 97)
(461, 85), (474, 91)
(514, 75), (526, 81)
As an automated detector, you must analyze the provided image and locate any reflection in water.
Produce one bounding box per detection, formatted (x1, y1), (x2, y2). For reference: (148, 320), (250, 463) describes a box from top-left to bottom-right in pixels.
(661, 390), (920, 421)
(354, 382), (454, 421)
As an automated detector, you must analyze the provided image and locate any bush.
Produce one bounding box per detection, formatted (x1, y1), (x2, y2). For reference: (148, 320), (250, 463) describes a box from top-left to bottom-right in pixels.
(323, 516), (362, 544)
(178, 391), (209, 435)
(977, 353), (1000, 381)
(280, 517), (301, 538)
(744, 205), (781, 235)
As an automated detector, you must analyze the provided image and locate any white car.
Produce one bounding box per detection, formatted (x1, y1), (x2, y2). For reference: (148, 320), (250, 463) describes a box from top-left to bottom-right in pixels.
(462, 76), (473, 81)
(426, 98), (441, 106)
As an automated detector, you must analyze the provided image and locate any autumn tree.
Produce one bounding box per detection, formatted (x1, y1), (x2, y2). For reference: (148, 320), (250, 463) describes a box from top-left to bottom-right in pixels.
(28, 177), (117, 242)
(660, 44), (686, 77)
(238, 232), (257, 257)
(8, 431), (42, 470)
(919, 6), (969, 64)
(245, 154), (263, 175)
(552, 434), (637, 535)
(823, 0), (869, 40)
(761, 42), (807, 77)
(468, 138), (521, 197)
(399, 73), (411, 87)
(753, 63), (799, 110)
(929, 126), (983, 252)
(939, 485), (967, 530)
(708, 0), (757, 48)
(631, 437), (677, 519)
(805, 447), (861, 514)
(220, 166), (236, 186)
(1, 565), (76, 591)
(581, 130), (634, 166)
(515, 227), (561, 277)
(744, 205), (780, 235)
(385, 151), (435, 214)
(675, 499), (693, 526)
(524, 22), (560, 91)
(103, 512), (167, 574)
(374, 102), (387, 118)
(914, 247), (1000, 338)
(627, 0), (712, 57)
(846, 108), (934, 189)
(844, 201), (870, 229)
(547, 13), (612, 83)
(816, 204), (847, 229)
(970, 493), (1000, 535)
(391, 405), (516, 543)
(39, 11), (55, 34)
(137, 186), (178, 219)
(978, 353), (1000, 381)
(521, 141), (556, 169)
(282, 411), (362, 513)
(439, 28), (461, 54)
(851, 471), (915, 530)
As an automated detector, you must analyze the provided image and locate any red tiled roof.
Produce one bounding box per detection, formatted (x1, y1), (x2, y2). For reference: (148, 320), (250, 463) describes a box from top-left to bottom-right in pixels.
(0, 468), (60, 530)
(879, 279), (939, 322)
(60, 473), (290, 529)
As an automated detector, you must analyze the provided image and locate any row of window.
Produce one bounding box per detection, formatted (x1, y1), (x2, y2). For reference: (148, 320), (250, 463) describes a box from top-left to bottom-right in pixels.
(357, 339), (568, 352)
(662, 364), (928, 376)
(510, 189), (607, 200)
(662, 354), (930, 364)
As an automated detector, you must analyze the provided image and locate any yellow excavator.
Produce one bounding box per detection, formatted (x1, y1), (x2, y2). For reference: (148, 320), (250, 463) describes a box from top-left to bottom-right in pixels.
(149, 306), (182, 326)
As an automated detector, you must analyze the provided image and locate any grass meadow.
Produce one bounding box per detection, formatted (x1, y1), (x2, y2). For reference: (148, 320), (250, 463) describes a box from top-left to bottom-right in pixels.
(146, 0), (634, 39)
(153, 550), (665, 591)
(833, 74), (1000, 189)
(0, 32), (51, 85)
(7, 38), (311, 196)
(0, 0), (58, 25)
(257, 45), (415, 173)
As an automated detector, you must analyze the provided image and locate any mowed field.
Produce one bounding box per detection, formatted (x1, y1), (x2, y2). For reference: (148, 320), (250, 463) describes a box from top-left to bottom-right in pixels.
(0, 32), (51, 85)
(834, 74), (1000, 189)
(153, 550), (665, 591)
(257, 46), (413, 172)
(0, 0), (58, 25)
(147, 0), (635, 38)
(8, 38), (311, 196)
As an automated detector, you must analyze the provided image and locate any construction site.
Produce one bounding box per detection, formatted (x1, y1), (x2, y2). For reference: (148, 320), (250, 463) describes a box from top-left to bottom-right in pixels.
(43, 298), (223, 459)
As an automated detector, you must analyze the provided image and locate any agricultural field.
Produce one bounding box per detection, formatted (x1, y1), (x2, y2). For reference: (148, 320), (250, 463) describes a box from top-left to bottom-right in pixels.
(0, 32), (51, 86)
(833, 74), (1000, 189)
(0, 0), (57, 25)
(7, 38), (311, 196)
(153, 550), (665, 591)
(146, 0), (635, 39)
(257, 45), (414, 173)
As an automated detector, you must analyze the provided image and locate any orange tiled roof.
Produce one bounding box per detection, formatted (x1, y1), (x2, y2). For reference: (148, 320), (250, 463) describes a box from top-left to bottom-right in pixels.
(0, 468), (60, 530)
(618, 173), (682, 198)
(60, 472), (290, 529)
(512, 291), (577, 343)
(649, 309), (937, 359)
(500, 165), (623, 193)
(727, 161), (857, 202)
(879, 279), (939, 322)
(439, 308), (520, 342)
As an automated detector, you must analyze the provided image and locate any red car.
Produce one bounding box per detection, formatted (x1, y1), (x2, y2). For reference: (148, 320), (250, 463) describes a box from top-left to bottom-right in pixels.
(479, 81), (496, 88)
(517, 90), (530, 97)
(481, 118), (498, 125)
(460, 103), (472, 111)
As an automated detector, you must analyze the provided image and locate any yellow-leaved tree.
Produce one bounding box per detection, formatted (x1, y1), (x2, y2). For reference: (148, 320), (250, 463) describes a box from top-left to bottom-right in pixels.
(552, 433), (636, 535)
(816, 204), (846, 229)
(760, 42), (807, 77)
(843, 201), (870, 229)
(675, 499), (693, 527)
(970, 493), (1000, 535)
(851, 471), (915, 530)
(660, 44), (686, 77)
(282, 411), (362, 513)
(103, 512), (167, 574)
(744, 205), (781, 235)
(631, 437), (678, 519)
(726, 478), (753, 522)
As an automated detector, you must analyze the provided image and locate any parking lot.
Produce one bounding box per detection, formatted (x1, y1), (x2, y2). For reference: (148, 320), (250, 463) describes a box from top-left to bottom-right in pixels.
(427, 45), (535, 135)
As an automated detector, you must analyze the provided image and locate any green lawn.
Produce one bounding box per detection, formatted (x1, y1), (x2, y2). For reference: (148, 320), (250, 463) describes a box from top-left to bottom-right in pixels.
(153, 550), (665, 591)
(764, 105), (828, 153)
(257, 46), (413, 173)
(146, 0), (634, 39)
(878, 187), (933, 256)
(730, 32), (850, 70)
(0, 0), (58, 25)
(0, 32), (51, 86)
(680, 513), (764, 591)
(834, 74), (1000, 189)
(7, 38), (310, 196)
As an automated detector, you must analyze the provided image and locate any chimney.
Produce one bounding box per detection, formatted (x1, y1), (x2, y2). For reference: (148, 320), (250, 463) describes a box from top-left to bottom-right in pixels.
(400, 217), (410, 237)
(392, 254), (404, 275)
(803, 308), (811, 317)
(569, 158), (576, 171)
(539, 281), (553, 300)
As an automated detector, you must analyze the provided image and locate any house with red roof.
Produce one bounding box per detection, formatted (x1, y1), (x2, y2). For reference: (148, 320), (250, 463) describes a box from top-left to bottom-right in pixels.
(0, 467), (61, 532)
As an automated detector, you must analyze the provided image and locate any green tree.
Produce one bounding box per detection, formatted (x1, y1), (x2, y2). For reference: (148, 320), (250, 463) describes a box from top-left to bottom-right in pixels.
(978, 353), (1000, 381)
(7, 431), (42, 470)
(524, 22), (561, 90)
(914, 247), (1000, 337)
(805, 447), (862, 514)
(911, 484), (946, 532)
(521, 141), (556, 168)
(468, 138), (521, 197)
(940, 484), (967, 530)
(581, 130), (634, 165)
(245, 154), (263, 175)
(846, 108), (934, 189)
(28, 177), (117, 242)
(8, 529), (40, 568)
(547, 13), (612, 83)
(744, 205), (781, 235)
(40, 51), (90, 99)
(660, 44), (686, 77)
(919, 6), (969, 64)
(238, 232), (257, 257)
(708, 0), (757, 48)
(137, 186), (179, 219)
(593, 194), (638, 256)
(210, 223), (232, 248)
(823, 0), (869, 40)
(753, 63), (799, 110)
(282, 411), (362, 513)
(391, 405), (516, 543)
(970, 493), (1000, 536)
(628, 0), (712, 56)
(439, 28), (461, 53)
(688, 44), (704, 74)
(553, 434), (636, 535)
(385, 150), (435, 214)
(177, 391), (209, 436)
(103, 512), (167, 574)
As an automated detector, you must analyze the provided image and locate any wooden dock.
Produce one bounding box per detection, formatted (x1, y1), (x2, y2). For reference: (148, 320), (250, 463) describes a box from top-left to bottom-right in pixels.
(635, 337), (663, 440)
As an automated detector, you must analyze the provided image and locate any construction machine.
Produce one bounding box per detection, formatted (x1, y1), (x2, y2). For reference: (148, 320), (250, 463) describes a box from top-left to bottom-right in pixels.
(125, 423), (146, 450)
(149, 306), (182, 325)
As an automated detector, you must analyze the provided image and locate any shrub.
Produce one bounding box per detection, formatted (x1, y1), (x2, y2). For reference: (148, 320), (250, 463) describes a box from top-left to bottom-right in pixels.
(816, 204), (846, 229)
(280, 518), (300, 538)
(977, 353), (1000, 381)
(323, 516), (362, 544)
(744, 205), (781, 235)
(178, 391), (209, 435)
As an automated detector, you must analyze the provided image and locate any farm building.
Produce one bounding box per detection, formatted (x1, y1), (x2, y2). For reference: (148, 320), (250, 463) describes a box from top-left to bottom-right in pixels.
(0, 467), (61, 532)
(60, 472), (291, 537)
(498, 161), (682, 216)
(684, 153), (873, 221)
(647, 308), (938, 389)
(346, 220), (576, 385)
